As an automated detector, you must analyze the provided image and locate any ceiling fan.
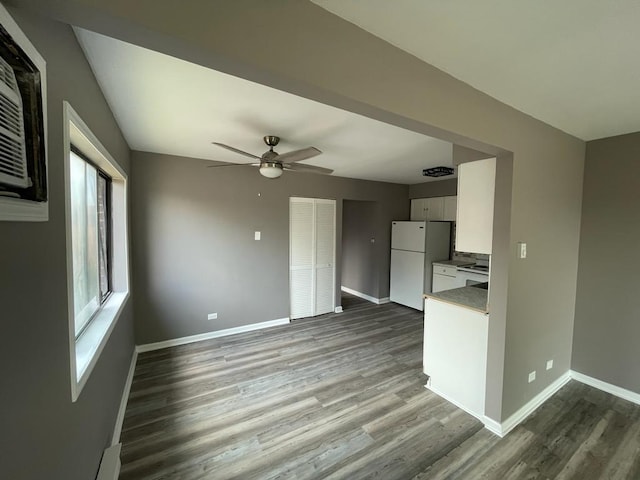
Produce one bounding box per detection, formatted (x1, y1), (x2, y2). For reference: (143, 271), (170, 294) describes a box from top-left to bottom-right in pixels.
(209, 135), (333, 179)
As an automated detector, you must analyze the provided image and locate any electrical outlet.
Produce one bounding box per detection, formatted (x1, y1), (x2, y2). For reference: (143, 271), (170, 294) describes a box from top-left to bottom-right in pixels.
(254, 231), (261, 241)
(546, 359), (554, 370)
(528, 371), (536, 383)
(207, 313), (218, 320)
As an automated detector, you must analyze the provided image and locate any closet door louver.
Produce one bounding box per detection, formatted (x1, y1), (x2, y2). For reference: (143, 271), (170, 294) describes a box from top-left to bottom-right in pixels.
(0, 56), (28, 188)
(289, 198), (315, 319)
(289, 197), (336, 319)
(314, 200), (335, 316)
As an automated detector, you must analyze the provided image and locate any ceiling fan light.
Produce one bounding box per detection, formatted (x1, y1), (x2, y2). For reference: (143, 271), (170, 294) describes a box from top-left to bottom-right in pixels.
(259, 162), (283, 179)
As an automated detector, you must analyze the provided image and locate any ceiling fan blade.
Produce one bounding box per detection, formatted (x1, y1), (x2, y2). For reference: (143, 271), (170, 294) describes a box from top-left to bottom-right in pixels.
(212, 142), (261, 159)
(276, 147), (321, 163)
(206, 162), (259, 168)
(284, 163), (333, 175)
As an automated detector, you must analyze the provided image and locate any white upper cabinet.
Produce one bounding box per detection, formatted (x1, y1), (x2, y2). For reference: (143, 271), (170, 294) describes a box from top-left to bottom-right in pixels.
(410, 196), (447, 221)
(443, 196), (457, 222)
(426, 197), (444, 220)
(455, 157), (496, 254)
(410, 198), (427, 221)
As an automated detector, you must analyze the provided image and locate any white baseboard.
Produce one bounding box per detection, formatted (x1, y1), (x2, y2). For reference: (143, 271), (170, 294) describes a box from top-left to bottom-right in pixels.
(482, 416), (503, 437)
(425, 384), (484, 422)
(483, 371), (571, 437)
(111, 349), (137, 445)
(433, 370), (640, 439)
(481, 371), (640, 438)
(341, 286), (389, 305)
(136, 317), (291, 353)
(96, 443), (121, 480)
(571, 370), (640, 406)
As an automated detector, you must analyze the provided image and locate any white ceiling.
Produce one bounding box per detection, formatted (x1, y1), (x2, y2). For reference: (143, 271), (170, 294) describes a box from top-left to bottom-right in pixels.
(312, 0), (640, 141)
(74, 28), (454, 185)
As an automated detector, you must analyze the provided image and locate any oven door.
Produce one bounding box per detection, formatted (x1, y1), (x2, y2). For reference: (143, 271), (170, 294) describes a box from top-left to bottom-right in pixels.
(458, 270), (489, 286)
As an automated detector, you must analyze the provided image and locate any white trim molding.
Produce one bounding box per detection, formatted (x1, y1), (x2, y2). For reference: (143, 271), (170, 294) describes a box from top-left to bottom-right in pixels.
(136, 317), (291, 353)
(482, 371), (571, 437)
(111, 350), (137, 446)
(570, 370), (640, 406)
(477, 370), (640, 438)
(341, 286), (390, 305)
(64, 102), (130, 402)
(96, 443), (121, 480)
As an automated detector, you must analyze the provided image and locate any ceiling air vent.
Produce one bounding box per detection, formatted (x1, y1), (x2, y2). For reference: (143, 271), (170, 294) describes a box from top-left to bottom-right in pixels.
(0, 55), (28, 189)
(422, 166), (454, 177)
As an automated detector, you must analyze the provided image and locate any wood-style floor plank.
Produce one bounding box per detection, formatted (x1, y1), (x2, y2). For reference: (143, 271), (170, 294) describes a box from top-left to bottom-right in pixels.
(119, 294), (640, 479)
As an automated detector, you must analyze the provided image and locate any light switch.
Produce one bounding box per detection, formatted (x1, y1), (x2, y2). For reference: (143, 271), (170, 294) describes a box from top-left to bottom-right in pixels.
(518, 242), (527, 259)
(254, 231), (261, 241)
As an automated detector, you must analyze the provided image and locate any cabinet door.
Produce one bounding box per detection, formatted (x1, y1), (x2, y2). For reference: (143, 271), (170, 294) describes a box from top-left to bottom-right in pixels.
(456, 158), (496, 254)
(443, 196), (457, 222)
(426, 197), (444, 220)
(410, 198), (427, 221)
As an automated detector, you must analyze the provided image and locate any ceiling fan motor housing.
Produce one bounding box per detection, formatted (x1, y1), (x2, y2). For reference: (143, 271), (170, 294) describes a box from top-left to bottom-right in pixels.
(262, 150), (279, 161)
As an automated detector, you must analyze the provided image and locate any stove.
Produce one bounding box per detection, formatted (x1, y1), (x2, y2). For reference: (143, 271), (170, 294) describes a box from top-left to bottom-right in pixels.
(458, 264), (490, 274)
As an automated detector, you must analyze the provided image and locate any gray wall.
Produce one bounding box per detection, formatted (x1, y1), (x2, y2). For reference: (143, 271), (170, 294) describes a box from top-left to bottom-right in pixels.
(572, 132), (640, 394)
(409, 178), (457, 199)
(16, 0), (586, 422)
(131, 152), (408, 345)
(341, 200), (379, 298)
(0, 8), (134, 480)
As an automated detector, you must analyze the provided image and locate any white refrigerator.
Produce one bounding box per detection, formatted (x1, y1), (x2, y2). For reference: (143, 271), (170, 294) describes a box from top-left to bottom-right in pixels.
(390, 221), (451, 310)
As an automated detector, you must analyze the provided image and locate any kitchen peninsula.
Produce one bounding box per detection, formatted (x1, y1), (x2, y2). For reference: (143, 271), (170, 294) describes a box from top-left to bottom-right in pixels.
(423, 284), (489, 419)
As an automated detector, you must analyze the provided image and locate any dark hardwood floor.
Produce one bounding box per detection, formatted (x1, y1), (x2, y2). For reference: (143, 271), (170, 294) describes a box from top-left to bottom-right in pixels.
(119, 294), (640, 479)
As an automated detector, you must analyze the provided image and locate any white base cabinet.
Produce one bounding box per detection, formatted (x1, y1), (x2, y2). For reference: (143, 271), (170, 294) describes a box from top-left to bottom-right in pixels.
(431, 264), (462, 293)
(424, 298), (488, 418)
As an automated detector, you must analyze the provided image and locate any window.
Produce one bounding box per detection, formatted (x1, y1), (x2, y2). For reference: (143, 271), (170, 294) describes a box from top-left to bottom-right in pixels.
(64, 102), (129, 402)
(69, 148), (112, 337)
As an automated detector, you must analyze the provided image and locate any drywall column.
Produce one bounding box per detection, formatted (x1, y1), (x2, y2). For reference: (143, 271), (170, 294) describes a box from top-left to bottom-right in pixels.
(572, 132), (640, 394)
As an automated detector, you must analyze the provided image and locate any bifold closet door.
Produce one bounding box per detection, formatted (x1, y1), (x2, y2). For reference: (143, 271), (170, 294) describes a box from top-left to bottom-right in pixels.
(289, 197), (336, 319)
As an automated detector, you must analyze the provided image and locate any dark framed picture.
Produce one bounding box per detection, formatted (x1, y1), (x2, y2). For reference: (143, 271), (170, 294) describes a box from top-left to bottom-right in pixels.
(0, 4), (48, 222)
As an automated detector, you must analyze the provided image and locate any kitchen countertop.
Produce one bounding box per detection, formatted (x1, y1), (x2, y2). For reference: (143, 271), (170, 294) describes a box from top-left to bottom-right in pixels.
(424, 283), (489, 313)
(432, 260), (474, 267)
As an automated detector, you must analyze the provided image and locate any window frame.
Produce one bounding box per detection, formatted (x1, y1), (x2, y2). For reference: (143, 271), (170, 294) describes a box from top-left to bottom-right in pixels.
(64, 102), (129, 402)
(97, 168), (113, 303)
(69, 145), (114, 339)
